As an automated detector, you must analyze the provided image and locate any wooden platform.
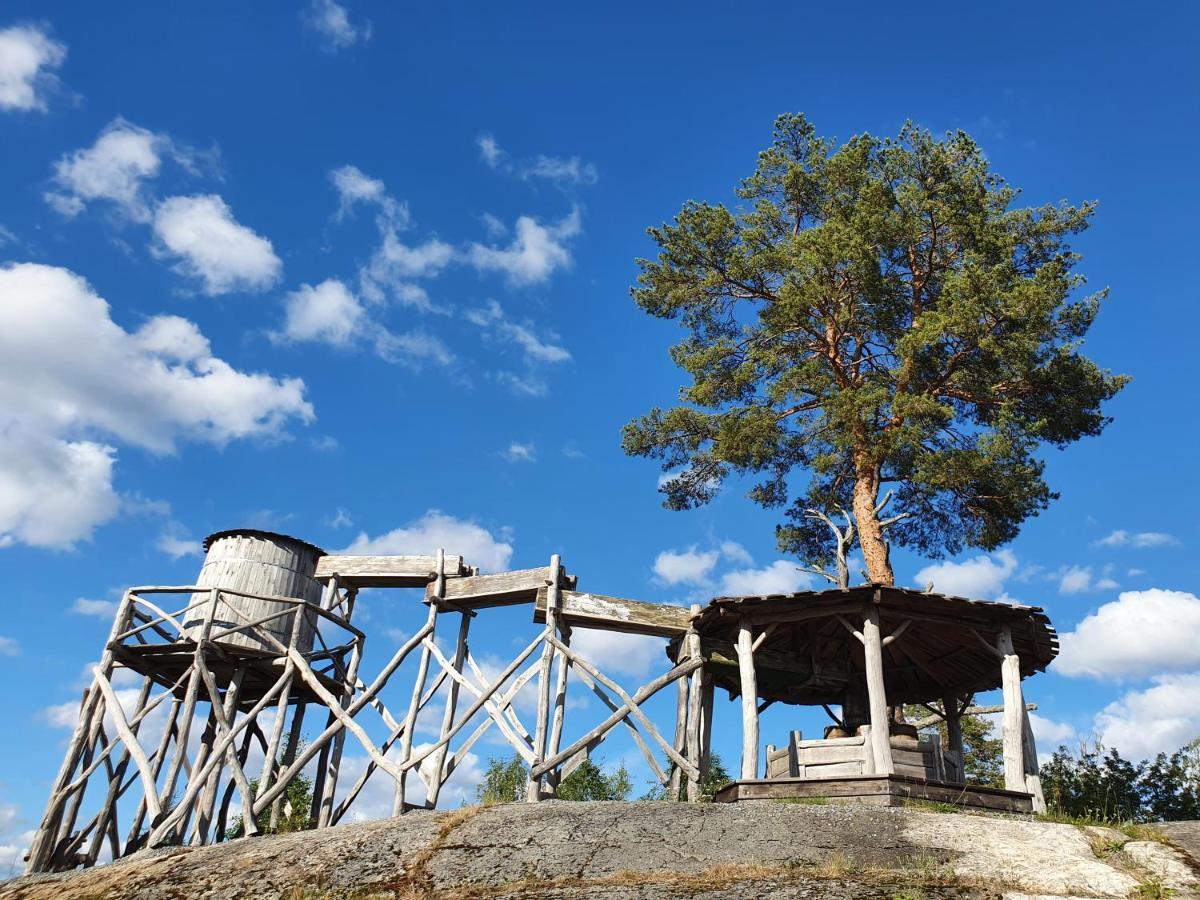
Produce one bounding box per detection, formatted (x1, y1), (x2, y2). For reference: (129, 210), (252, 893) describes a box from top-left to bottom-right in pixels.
(713, 774), (1034, 813)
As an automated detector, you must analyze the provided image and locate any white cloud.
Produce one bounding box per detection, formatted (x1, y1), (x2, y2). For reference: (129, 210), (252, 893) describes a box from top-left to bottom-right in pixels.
(278, 279), (366, 347)
(521, 154), (598, 187)
(466, 209), (579, 286)
(1058, 565), (1094, 595)
(502, 442), (536, 463)
(45, 119), (167, 221)
(155, 531), (201, 560)
(561, 442), (585, 460)
(476, 135), (505, 169)
(466, 300), (570, 363)
(274, 278), (453, 369)
(719, 541), (754, 566)
(0, 636), (17, 656)
(1094, 529), (1179, 549)
(0, 263), (312, 547)
(719, 560), (814, 596)
(302, 0), (371, 51)
(71, 597), (118, 617)
(329, 507), (353, 528)
(343, 509), (513, 573)
(360, 230), (454, 305)
(1055, 589), (1200, 679)
(329, 164), (401, 223)
(1096, 673), (1200, 759)
(1028, 712), (1075, 748)
(1127, 568), (1146, 577)
(152, 194), (282, 295)
(475, 134), (598, 187)
(913, 550), (1018, 599)
(571, 628), (668, 680)
(0, 24), (66, 112)
(495, 372), (547, 397)
(653, 547), (718, 586)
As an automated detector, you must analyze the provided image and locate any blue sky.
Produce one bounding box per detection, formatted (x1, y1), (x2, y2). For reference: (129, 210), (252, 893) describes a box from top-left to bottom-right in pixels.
(0, 0), (1198, 864)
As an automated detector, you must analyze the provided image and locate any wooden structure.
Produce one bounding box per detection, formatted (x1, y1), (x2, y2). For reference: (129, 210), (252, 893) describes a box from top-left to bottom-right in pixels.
(686, 585), (1056, 811)
(27, 537), (1057, 875)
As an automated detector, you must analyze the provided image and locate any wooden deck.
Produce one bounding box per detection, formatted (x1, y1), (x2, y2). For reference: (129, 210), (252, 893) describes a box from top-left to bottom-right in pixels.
(713, 774), (1034, 813)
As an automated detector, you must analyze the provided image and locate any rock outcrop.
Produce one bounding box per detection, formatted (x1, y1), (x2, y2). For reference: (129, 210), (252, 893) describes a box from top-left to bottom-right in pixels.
(2, 802), (1197, 899)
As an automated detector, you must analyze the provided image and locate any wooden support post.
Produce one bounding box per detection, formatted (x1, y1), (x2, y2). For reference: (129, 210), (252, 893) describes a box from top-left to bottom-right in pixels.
(672, 643), (691, 801)
(317, 637), (363, 827)
(427, 609), (472, 808)
(942, 693), (964, 784)
(862, 604), (894, 776)
(997, 626), (1025, 794)
(125, 697), (181, 852)
(737, 618), (759, 780)
(526, 554), (561, 802)
(1022, 706), (1047, 813)
(396, 549), (444, 815)
(545, 620), (571, 796)
(684, 604), (702, 801)
(191, 668), (245, 845)
(699, 672), (714, 788)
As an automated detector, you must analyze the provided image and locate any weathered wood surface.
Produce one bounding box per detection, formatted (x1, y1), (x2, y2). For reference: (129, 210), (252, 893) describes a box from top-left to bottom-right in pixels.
(861, 607), (894, 776)
(737, 621), (758, 780)
(314, 554), (466, 587)
(432, 566), (576, 608)
(714, 775), (1035, 813)
(535, 588), (691, 637)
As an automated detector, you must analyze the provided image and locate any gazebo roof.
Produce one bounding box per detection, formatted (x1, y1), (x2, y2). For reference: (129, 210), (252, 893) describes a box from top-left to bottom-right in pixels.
(672, 584), (1058, 707)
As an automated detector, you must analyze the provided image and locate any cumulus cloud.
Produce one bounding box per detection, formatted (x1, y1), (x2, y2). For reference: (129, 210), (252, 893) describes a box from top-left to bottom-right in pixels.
(914, 550), (1018, 599)
(1095, 673), (1200, 759)
(274, 278), (453, 369)
(0, 263), (312, 547)
(155, 529), (202, 560)
(476, 135), (505, 169)
(653, 547), (718, 586)
(0, 24), (66, 112)
(719, 560), (814, 596)
(302, 0), (371, 51)
(466, 209), (580, 286)
(44, 119), (168, 221)
(329, 164), (400, 223)
(152, 195), (282, 295)
(571, 628), (668, 679)
(1055, 589), (1200, 679)
(1028, 712), (1076, 748)
(343, 509), (513, 573)
(1094, 529), (1179, 549)
(0, 636), (17, 656)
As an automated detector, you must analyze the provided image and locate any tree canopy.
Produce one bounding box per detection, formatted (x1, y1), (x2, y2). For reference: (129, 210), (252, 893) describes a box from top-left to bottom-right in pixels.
(623, 114), (1126, 583)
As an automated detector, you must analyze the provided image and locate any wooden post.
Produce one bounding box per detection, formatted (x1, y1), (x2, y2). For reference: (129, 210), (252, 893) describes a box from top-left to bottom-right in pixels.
(942, 693), (964, 783)
(699, 672), (714, 787)
(997, 626), (1027, 794)
(526, 554), (561, 802)
(736, 618), (759, 780)
(544, 621), (571, 796)
(684, 604), (702, 801)
(396, 549), (444, 814)
(1022, 706), (1047, 813)
(427, 608), (472, 808)
(270, 703), (306, 830)
(669, 640), (688, 800)
(862, 604), (894, 776)
(191, 669), (244, 845)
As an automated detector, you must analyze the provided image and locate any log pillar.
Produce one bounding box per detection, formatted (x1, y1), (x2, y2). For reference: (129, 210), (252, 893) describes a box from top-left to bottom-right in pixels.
(996, 625), (1044, 808)
(942, 693), (964, 783)
(526, 554), (561, 802)
(736, 618), (759, 780)
(684, 604), (702, 801)
(862, 605), (893, 775)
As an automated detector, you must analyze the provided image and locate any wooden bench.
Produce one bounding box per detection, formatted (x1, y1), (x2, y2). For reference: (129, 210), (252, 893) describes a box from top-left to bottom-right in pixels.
(765, 729), (951, 782)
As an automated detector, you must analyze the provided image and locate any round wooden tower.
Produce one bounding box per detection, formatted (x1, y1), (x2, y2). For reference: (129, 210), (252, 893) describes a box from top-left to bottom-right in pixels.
(186, 529), (325, 653)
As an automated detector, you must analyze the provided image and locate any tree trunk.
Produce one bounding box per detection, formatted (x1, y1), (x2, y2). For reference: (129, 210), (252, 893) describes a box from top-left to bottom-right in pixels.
(852, 459), (894, 585)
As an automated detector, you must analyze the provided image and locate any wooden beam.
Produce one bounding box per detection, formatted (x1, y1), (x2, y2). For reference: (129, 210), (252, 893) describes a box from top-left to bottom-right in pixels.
(432, 566), (576, 609)
(314, 554), (466, 588)
(996, 626), (1025, 795)
(536, 588), (690, 637)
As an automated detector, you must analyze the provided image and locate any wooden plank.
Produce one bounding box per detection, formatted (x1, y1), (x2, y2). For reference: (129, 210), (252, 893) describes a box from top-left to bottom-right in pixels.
(432, 566), (576, 609)
(796, 745), (869, 765)
(314, 554), (465, 587)
(712, 775), (1034, 813)
(802, 760), (865, 778)
(535, 588), (691, 637)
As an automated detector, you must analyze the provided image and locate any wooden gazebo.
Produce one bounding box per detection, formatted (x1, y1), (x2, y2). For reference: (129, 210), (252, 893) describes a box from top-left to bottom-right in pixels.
(673, 584), (1057, 812)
